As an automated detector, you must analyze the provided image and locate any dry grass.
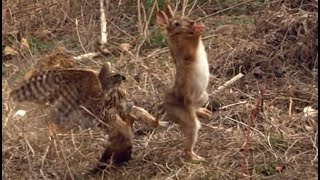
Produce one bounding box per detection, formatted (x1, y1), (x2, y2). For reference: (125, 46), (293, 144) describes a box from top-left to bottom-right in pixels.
(2, 0), (318, 179)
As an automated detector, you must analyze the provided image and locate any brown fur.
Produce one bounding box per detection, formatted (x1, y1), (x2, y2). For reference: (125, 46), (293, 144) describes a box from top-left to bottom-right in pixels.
(156, 1), (212, 161)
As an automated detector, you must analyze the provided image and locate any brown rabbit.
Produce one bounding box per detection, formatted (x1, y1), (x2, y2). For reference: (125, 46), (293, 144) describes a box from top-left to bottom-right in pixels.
(156, 1), (212, 161)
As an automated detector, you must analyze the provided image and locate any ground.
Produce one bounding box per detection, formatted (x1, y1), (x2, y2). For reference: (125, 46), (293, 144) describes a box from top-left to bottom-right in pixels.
(2, 0), (318, 179)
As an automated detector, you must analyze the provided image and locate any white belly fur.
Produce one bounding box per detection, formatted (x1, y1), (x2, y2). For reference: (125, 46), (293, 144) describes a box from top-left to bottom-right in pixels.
(192, 39), (209, 98)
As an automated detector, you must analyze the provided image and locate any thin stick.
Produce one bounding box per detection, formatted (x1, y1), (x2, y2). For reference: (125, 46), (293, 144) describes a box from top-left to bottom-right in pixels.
(187, 0), (198, 17)
(141, 2), (148, 38)
(41, 145), (50, 169)
(107, 19), (135, 39)
(288, 97), (293, 116)
(220, 101), (247, 110)
(225, 117), (266, 138)
(40, 146), (50, 179)
(75, 19), (87, 54)
(40, 169), (47, 180)
(137, 0), (143, 35)
(23, 135), (35, 157)
(73, 52), (100, 60)
(70, 130), (86, 157)
(182, 0), (189, 16)
(211, 73), (245, 96)
(135, 0), (157, 60)
(144, 129), (156, 148)
(311, 131), (318, 165)
(60, 144), (75, 180)
(143, 0), (157, 37)
(4, 106), (16, 127)
(100, 0), (108, 44)
(80, 105), (111, 128)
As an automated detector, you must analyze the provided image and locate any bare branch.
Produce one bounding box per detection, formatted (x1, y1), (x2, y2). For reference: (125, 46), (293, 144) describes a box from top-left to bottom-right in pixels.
(211, 73), (245, 96)
(100, 0), (108, 44)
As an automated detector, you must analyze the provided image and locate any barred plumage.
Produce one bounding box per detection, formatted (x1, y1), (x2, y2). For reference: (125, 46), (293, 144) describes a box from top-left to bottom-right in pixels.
(10, 52), (162, 174)
(10, 62), (155, 174)
(10, 66), (124, 126)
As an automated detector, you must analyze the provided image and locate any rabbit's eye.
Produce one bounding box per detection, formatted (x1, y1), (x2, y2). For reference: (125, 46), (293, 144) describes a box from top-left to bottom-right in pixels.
(174, 21), (181, 27)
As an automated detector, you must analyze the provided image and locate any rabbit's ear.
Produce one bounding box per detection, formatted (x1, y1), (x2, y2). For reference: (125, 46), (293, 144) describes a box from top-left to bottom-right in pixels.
(164, 0), (175, 19)
(156, 11), (169, 28)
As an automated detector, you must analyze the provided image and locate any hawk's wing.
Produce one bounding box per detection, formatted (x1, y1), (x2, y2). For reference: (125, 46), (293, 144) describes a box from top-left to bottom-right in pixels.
(10, 69), (103, 125)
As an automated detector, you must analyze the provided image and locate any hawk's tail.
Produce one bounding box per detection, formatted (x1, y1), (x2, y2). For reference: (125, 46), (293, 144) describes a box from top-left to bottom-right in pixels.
(10, 70), (66, 103)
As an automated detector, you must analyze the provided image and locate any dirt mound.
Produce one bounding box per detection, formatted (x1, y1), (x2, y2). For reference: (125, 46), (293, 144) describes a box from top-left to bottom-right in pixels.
(210, 0), (318, 81)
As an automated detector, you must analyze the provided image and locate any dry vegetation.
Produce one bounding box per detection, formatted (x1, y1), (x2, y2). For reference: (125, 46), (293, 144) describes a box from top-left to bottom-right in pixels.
(2, 0), (318, 179)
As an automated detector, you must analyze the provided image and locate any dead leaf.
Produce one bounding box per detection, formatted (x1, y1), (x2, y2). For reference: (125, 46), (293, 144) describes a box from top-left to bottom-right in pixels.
(233, 125), (243, 146)
(20, 38), (29, 49)
(13, 109), (26, 118)
(3, 46), (18, 56)
(303, 106), (317, 118)
(275, 165), (284, 172)
(158, 120), (169, 127)
(225, 127), (233, 133)
(305, 125), (314, 131)
(119, 43), (131, 52)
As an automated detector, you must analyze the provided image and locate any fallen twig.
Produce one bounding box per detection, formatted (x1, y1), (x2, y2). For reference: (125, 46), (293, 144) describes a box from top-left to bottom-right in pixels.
(100, 0), (108, 44)
(211, 73), (245, 96)
(220, 101), (247, 110)
(73, 52), (100, 60)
